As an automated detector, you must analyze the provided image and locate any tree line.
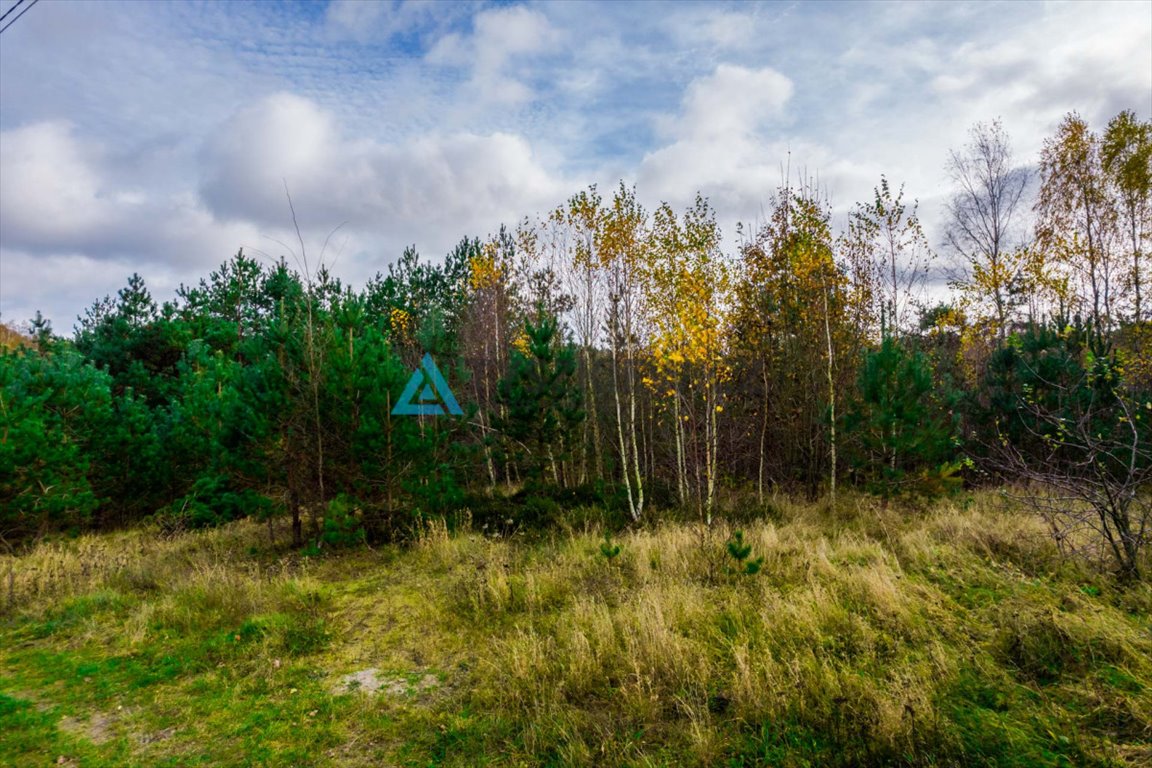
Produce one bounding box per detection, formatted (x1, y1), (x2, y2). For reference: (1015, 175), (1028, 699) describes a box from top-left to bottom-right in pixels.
(3, 110), (1149, 575)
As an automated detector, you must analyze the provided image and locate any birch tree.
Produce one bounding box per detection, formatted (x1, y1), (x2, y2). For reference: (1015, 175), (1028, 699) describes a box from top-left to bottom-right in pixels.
(551, 188), (607, 484)
(945, 120), (1032, 340)
(643, 195), (729, 522)
(1036, 113), (1121, 337)
(850, 176), (932, 335)
(1102, 110), (1152, 323)
(597, 183), (648, 521)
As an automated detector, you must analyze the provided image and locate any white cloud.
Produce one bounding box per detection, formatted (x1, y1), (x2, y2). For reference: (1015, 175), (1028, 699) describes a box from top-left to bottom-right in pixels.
(675, 64), (793, 141)
(426, 5), (559, 105)
(0, 121), (261, 329)
(322, 0), (454, 46)
(198, 92), (566, 241)
(696, 12), (759, 50)
(638, 65), (798, 223)
(661, 7), (769, 54)
(930, 2), (1150, 147)
(0, 251), (141, 331)
(0, 121), (256, 263)
(324, 0), (390, 37)
(0, 122), (112, 248)
(199, 94), (340, 225)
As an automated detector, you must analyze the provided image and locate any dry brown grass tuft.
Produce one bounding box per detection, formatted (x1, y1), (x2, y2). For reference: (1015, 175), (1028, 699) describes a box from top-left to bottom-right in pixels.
(0, 323), (31, 351)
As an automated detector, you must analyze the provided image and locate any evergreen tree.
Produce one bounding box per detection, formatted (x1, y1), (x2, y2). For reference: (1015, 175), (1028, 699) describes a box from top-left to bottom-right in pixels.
(0, 349), (112, 539)
(75, 274), (188, 405)
(175, 250), (271, 359)
(973, 319), (1146, 475)
(159, 341), (254, 527)
(497, 309), (584, 486)
(322, 290), (464, 536)
(844, 336), (962, 502)
(29, 311), (54, 353)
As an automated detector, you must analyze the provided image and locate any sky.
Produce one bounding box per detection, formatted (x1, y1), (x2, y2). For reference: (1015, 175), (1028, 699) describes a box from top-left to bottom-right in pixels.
(1, 0), (1149, 333)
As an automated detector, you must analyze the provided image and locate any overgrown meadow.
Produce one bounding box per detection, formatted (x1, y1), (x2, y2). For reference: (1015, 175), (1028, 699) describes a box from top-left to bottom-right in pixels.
(2, 495), (1151, 766)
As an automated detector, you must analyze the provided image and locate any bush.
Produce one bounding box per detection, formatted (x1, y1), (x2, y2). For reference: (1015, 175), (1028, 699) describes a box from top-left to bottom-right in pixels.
(160, 475), (273, 531)
(318, 494), (366, 550)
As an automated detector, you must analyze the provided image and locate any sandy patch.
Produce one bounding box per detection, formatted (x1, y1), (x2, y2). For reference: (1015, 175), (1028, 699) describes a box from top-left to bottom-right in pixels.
(330, 668), (439, 696)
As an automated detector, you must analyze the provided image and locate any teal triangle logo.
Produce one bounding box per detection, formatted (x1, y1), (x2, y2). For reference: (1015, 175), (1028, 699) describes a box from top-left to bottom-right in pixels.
(392, 353), (463, 416)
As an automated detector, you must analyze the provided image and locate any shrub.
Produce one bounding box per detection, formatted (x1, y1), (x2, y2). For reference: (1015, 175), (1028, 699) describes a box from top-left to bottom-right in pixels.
(318, 494), (366, 550)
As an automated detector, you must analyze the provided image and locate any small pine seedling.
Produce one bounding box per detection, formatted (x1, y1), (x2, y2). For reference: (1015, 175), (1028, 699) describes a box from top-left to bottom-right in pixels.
(726, 530), (764, 576)
(600, 532), (622, 562)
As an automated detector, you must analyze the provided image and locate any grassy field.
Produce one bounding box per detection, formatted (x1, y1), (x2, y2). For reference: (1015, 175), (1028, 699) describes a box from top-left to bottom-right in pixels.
(1, 493), (1150, 767)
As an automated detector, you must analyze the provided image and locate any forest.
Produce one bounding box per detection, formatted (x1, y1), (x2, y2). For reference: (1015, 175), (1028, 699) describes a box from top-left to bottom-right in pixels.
(2, 109), (1150, 579)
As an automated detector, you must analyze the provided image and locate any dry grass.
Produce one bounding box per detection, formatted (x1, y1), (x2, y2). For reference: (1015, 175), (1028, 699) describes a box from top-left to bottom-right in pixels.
(2, 492), (1150, 766)
(0, 323), (31, 352)
(1, 518), (310, 613)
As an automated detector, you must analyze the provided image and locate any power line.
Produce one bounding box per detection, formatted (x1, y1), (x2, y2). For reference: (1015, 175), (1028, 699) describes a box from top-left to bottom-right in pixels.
(0, 0), (38, 35)
(0, 0), (28, 25)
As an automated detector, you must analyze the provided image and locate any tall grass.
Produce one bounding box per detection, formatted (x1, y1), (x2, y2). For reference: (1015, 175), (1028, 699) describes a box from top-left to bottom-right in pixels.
(2, 492), (1150, 766)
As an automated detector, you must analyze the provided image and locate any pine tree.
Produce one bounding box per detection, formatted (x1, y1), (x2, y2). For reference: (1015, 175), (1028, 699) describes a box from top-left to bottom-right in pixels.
(0, 348), (112, 539)
(497, 309), (584, 486)
(844, 336), (962, 503)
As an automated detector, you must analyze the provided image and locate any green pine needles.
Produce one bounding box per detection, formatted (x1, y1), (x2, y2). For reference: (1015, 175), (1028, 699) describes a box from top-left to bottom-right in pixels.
(843, 335), (963, 504)
(725, 530), (763, 576)
(599, 532), (622, 562)
(496, 306), (585, 485)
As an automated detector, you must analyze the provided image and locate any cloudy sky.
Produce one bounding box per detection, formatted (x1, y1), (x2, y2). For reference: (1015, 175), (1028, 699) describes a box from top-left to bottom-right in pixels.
(1, 0), (1149, 332)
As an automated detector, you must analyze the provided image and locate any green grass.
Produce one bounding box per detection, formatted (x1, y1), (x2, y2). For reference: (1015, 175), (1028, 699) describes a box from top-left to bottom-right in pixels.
(2, 493), (1150, 766)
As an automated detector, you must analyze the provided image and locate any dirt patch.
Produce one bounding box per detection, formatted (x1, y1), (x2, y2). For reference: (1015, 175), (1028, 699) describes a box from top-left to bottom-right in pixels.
(137, 725), (179, 745)
(58, 711), (114, 744)
(10, 689), (53, 713)
(330, 668), (439, 696)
